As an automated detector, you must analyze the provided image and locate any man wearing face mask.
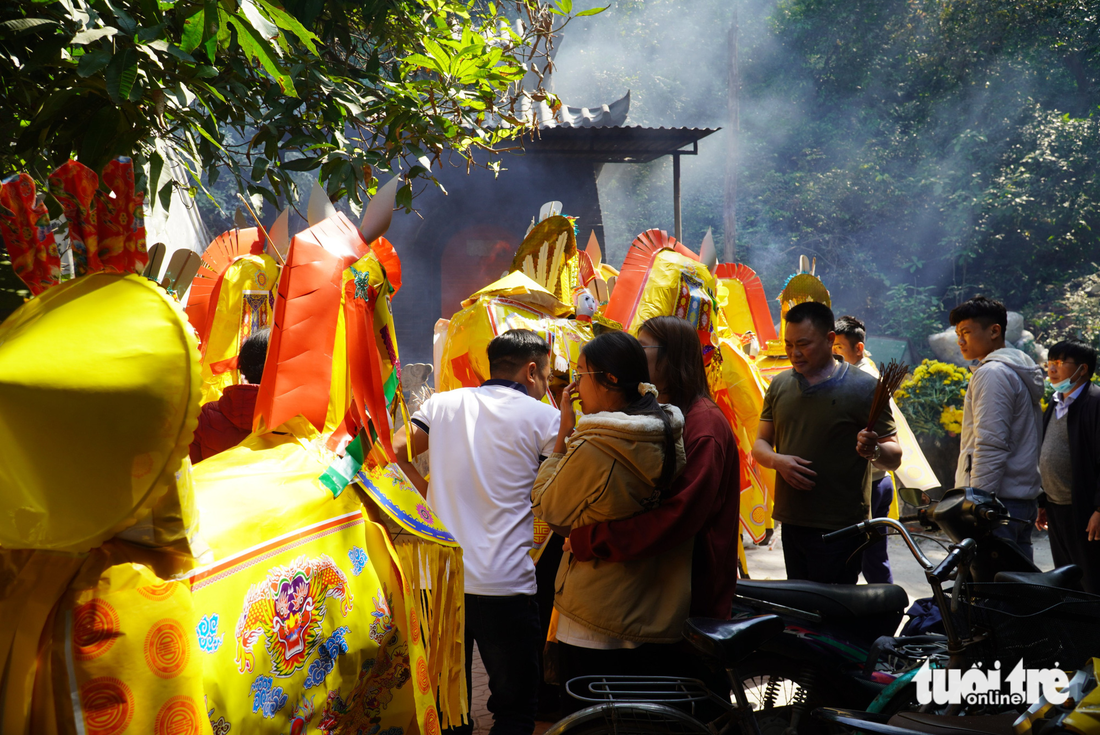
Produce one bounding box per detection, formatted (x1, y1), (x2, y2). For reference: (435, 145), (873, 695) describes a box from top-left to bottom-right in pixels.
(1037, 340), (1100, 593)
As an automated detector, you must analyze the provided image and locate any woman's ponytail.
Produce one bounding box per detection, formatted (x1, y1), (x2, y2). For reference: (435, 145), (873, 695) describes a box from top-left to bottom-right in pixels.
(625, 391), (677, 491)
(580, 333), (677, 490)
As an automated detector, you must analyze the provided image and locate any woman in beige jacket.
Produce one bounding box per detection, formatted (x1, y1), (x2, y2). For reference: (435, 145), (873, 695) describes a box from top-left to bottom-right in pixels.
(531, 332), (687, 701)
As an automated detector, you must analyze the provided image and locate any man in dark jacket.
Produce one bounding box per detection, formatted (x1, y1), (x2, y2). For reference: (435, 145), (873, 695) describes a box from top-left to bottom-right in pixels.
(1036, 339), (1100, 593)
(189, 327), (270, 463)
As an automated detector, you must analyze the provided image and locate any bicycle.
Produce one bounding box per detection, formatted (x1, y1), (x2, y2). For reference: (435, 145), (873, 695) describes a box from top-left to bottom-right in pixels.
(545, 615), (784, 735)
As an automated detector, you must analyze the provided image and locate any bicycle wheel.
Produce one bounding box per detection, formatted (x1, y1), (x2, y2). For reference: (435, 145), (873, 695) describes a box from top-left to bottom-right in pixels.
(544, 703), (712, 735)
(735, 656), (843, 735)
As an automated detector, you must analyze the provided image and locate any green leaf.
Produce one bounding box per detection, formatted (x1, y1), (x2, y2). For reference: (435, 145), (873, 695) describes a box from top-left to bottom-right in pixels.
(105, 48), (138, 102)
(181, 7), (203, 54)
(71, 27), (118, 45)
(162, 43), (196, 62)
(227, 16), (296, 96)
(576, 6), (608, 17)
(80, 106), (122, 166)
(247, 183), (278, 208)
(194, 115), (225, 151)
(202, 0), (220, 61)
(193, 65), (219, 78)
(137, 24), (166, 43)
(77, 48), (113, 77)
(148, 151), (164, 197)
(251, 157), (269, 181)
(0, 18), (60, 34)
(158, 182), (173, 210)
(255, 0), (319, 55)
(239, 0), (278, 41)
(395, 183), (412, 210)
(280, 156), (320, 171)
(404, 52), (444, 73)
(193, 79), (226, 103)
(103, 0), (138, 35)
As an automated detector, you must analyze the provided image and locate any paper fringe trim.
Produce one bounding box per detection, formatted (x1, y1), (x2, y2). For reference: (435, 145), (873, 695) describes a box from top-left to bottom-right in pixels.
(394, 538), (468, 729)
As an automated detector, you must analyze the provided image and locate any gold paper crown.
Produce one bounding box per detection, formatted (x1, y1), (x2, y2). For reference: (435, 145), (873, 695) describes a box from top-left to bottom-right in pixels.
(762, 255), (832, 356)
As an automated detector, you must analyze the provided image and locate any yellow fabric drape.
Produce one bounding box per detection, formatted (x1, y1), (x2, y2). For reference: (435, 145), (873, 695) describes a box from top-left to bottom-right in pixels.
(392, 536), (468, 730)
(0, 273), (200, 553)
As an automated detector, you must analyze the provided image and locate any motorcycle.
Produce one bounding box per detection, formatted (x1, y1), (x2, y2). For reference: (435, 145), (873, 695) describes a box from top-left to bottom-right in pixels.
(814, 658), (1100, 735)
(730, 487), (1092, 733)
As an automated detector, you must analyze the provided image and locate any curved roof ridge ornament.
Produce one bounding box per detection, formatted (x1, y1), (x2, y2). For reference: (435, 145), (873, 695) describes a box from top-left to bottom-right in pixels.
(536, 89), (631, 130)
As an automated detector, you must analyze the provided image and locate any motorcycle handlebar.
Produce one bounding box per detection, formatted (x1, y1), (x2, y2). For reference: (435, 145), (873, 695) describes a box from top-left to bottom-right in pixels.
(976, 505), (1002, 522)
(932, 547), (965, 581)
(899, 514), (920, 523)
(932, 538), (977, 581)
(821, 523), (866, 543)
(825, 517), (937, 570)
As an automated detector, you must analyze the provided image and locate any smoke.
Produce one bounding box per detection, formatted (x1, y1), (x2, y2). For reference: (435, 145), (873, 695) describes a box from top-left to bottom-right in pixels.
(550, 0), (752, 266)
(548, 0), (881, 311)
(549, 0), (1070, 337)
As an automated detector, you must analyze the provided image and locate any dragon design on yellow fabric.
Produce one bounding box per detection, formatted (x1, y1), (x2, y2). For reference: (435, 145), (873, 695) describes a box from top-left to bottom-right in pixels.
(234, 554), (354, 677)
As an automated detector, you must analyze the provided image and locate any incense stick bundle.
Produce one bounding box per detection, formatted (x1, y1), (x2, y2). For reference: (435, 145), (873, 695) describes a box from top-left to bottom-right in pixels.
(867, 359), (909, 431)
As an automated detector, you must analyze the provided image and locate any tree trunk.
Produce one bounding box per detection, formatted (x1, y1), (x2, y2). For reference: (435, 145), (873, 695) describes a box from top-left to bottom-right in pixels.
(723, 6), (739, 263)
(1061, 52), (1093, 115)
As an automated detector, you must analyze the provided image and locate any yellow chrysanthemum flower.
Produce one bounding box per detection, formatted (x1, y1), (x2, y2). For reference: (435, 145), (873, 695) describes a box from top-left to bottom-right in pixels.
(940, 405), (964, 435)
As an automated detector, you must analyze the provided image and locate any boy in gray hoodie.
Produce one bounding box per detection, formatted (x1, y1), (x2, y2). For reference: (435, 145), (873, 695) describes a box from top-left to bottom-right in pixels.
(951, 296), (1045, 560)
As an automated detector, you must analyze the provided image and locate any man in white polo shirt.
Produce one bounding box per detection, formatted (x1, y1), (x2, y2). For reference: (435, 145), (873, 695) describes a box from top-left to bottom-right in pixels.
(394, 329), (560, 735)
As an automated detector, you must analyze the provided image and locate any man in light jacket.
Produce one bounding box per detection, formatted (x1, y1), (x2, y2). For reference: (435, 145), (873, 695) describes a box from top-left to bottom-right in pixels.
(951, 296), (1045, 560)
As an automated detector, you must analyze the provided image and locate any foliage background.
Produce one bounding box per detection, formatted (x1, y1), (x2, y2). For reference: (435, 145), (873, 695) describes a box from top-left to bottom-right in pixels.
(0, 0), (588, 316)
(552, 0), (1100, 354)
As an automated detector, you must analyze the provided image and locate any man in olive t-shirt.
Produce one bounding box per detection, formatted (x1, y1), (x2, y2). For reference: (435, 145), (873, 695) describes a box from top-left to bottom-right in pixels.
(752, 302), (901, 584)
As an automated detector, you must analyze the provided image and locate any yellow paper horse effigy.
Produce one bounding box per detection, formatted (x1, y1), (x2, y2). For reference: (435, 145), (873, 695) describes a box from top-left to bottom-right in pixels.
(0, 171), (462, 735)
(185, 227), (281, 405)
(439, 213), (595, 558)
(599, 229), (774, 553)
(710, 262), (780, 542)
(440, 219), (784, 563)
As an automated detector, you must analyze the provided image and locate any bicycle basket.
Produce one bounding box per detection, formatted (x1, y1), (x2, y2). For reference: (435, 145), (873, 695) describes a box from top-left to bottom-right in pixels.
(955, 583), (1100, 670)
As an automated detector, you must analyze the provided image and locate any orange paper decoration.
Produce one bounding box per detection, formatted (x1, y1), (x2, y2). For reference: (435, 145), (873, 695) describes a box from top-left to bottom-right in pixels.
(602, 229), (698, 329)
(253, 213), (368, 433)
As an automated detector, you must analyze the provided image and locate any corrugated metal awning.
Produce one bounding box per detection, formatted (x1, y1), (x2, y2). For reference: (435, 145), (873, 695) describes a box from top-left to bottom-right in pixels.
(518, 125), (720, 163)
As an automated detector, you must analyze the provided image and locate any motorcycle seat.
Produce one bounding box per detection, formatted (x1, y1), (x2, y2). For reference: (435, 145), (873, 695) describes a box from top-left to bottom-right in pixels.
(887, 712), (1018, 735)
(736, 580), (909, 622)
(683, 614), (783, 665)
(994, 565), (1083, 590)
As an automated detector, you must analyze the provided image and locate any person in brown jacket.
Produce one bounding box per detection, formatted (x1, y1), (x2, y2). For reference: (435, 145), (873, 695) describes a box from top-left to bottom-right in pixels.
(531, 331), (686, 711)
